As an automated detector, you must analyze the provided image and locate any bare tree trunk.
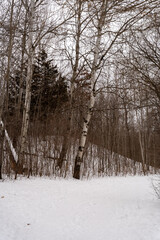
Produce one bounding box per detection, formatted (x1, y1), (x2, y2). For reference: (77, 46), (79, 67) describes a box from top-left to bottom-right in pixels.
(73, 88), (96, 179)
(0, 123), (5, 179)
(57, 0), (82, 170)
(123, 100), (132, 159)
(0, 0), (16, 122)
(18, 1), (35, 168)
(0, 120), (20, 177)
(0, 82), (6, 123)
(4, 0), (15, 113)
(17, 10), (27, 119)
(73, 0), (107, 179)
(138, 130), (146, 175)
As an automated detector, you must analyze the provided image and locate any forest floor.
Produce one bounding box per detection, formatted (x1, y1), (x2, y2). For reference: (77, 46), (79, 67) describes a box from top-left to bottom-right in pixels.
(0, 176), (160, 240)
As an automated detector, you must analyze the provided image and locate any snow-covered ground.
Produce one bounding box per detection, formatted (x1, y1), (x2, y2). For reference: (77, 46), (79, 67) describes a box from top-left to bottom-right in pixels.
(0, 176), (160, 240)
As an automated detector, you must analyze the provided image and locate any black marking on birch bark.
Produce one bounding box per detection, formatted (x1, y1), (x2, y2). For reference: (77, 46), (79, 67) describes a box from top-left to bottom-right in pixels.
(82, 131), (87, 137)
(83, 117), (88, 124)
(76, 156), (83, 163)
(86, 123), (89, 128)
(79, 146), (84, 152)
(82, 130), (87, 134)
(93, 88), (96, 97)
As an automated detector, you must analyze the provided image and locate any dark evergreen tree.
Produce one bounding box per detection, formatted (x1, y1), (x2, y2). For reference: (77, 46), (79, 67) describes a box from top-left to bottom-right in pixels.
(8, 50), (68, 120)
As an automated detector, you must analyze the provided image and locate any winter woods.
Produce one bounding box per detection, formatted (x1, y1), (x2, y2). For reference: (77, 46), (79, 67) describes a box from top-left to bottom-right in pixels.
(0, 0), (160, 179)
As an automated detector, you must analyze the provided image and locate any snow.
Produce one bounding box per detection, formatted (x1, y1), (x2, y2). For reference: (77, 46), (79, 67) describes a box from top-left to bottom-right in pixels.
(0, 176), (160, 240)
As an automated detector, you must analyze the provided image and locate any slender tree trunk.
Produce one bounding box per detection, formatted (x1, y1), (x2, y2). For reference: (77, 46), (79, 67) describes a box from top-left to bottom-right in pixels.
(57, 0), (82, 170)
(18, 1), (35, 167)
(4, 0), (15, 113)
(0, 0), (15, 121)
(0, 123), (5, 179)
(73, 87), (96, 179)
(0, 80), (6, 123)
(17, 11), (27, 119)
(73, 0), (107, 179)
(123, 101), (132, 159)
(138, 130), (146, 175)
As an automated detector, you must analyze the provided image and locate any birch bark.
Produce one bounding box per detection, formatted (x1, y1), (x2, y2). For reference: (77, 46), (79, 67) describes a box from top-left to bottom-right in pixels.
(17, 10), (27, 119)
(0, 0), (18, 178)
(18, 1), (35, 167)
(73, 0), (107, 179)
(4, 0), (15, 112)
(0, 0), (15, 120)
(0, 123), (5, 179)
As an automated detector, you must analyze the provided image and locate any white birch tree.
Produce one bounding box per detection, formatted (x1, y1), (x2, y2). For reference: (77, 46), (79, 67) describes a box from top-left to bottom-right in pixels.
(17, 0), (76, 176)
(18, 0), (35, 172)
(57, 0), (85, 171)
(73, 0), (108, 179)
(73, 0), (153, 179)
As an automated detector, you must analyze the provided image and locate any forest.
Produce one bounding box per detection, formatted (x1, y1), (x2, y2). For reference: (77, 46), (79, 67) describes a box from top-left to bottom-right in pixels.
(0, 0), (160, 179)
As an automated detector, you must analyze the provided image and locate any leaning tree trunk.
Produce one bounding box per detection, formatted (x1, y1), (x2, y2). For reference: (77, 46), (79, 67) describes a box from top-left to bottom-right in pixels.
(73, 0), (107, 179)
(0, 0), (15, 122)
(18, 1), (35, 170)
